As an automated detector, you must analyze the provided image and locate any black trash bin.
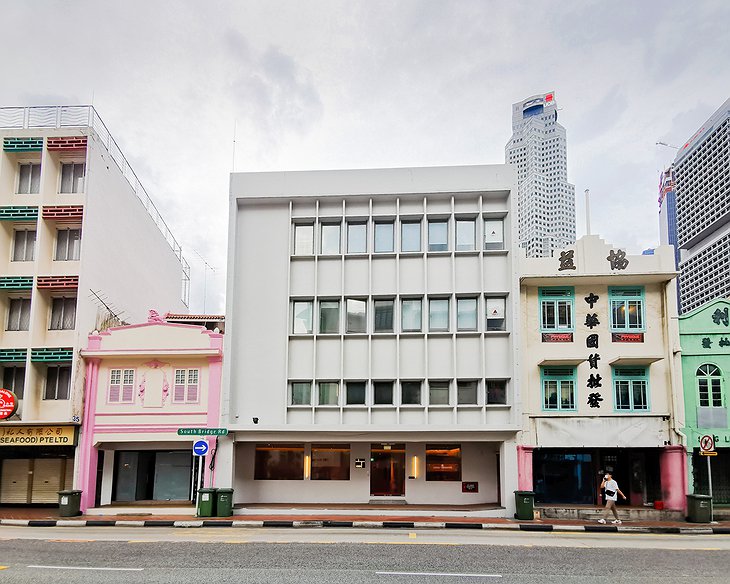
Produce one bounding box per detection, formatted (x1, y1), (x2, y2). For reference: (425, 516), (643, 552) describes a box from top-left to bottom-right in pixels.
(58, 490), (82, 517)
(197, 488), (217, 517)
(686, 493), (712, 523)
(216, 488), (234, 517)
(514, 490), (535, 520)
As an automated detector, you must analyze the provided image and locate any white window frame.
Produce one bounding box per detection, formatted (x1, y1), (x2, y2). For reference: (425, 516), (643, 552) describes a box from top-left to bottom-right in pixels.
(12, 229), (36, 262)
(173, 368), (200, 404)
(108, 368), (135, 404)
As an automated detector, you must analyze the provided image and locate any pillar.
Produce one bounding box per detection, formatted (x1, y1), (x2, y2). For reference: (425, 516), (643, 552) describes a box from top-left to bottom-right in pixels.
(659, 445), (687, 512)
(77, 357), (100, 513)
(517, 445), (535, 491)
(501, 439), (519, 517)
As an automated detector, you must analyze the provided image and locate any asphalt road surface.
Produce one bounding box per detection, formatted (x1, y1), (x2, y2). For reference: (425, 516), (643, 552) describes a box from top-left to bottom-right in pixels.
(0, 527), (728, 583)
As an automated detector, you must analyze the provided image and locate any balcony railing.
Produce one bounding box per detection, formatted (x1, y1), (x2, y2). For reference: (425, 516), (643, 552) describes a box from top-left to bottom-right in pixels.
(0, 105), (190, 305)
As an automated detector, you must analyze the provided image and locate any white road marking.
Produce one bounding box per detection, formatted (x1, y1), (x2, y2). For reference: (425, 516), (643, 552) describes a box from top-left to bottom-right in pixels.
(28, 565), (144, 571)
(377, 571), (501, 578)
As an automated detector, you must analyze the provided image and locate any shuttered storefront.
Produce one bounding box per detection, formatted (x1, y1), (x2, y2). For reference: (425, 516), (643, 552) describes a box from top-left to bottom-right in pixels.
(0, 457), (73, 504)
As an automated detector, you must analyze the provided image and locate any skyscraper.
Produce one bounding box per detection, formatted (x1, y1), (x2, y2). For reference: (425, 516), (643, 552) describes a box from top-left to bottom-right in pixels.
(506, 92), (575, 258)
(658, 166), (681, 310)
(674, 97), (730, 313)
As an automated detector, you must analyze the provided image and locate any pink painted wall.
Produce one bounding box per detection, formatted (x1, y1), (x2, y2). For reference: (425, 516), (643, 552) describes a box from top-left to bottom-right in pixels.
(660, 445), (687, 512)
(78, 321), (224, 512)
(517, 445), (534, 491)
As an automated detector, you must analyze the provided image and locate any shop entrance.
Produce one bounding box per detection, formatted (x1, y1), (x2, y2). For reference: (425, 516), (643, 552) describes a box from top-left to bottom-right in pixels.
(370, 443), (405, 496)
(0, 454), (74, 504)
(113, 450), (192, 502)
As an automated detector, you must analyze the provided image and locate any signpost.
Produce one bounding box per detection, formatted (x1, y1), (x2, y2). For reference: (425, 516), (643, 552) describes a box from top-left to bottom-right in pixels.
(192, 439), (210, 509)
(178, 428), (228, 436)
(699, 434), (716, 522)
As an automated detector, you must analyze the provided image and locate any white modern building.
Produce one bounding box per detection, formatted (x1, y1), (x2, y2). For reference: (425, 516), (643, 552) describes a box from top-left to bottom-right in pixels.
(220, 165), (521, 513)
(674, 97), (730, 314)
(0, 105), (189, 504)
(506, 92), (576, 258)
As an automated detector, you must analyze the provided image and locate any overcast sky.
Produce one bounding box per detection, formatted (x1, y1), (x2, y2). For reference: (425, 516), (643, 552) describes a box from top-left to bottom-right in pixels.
(3, 1), (729, 314)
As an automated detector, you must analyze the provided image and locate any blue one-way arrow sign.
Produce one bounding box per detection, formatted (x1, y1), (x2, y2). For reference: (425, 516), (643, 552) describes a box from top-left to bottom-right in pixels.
(192, 439), (209, 457)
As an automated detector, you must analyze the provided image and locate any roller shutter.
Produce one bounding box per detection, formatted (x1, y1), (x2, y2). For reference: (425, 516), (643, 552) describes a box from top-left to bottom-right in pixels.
(30, 458), (64, 503)
(0, 459), (30, 503)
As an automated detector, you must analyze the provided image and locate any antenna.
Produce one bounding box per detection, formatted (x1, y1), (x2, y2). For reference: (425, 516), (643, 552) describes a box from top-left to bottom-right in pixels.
(584, 189), (592, 236)
(232, 120), (237, 171)
(192, 249), (216, 314)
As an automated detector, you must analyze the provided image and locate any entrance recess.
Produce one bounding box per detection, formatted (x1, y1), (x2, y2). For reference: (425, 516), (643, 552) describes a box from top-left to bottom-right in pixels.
(370, 443), (405, 496)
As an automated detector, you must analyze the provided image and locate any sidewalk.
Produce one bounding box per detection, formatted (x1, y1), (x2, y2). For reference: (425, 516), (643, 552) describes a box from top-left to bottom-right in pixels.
(1, 505), (729, 534)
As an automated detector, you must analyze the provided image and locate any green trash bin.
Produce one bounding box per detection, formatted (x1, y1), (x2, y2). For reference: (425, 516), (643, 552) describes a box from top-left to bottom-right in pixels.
(197, 488), (217, 517)
(686, 493), (712, 523)
(216, 488), (234, 517)
(514, 490), (535, 520)
(58, 490), (82, 517)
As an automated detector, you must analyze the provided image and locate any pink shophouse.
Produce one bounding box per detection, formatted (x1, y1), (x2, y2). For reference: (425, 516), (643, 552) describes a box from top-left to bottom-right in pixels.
(76, 311), (223, 512)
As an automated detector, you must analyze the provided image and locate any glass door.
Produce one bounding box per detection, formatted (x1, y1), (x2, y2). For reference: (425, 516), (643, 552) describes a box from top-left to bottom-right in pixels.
(370, 444), (406, 496)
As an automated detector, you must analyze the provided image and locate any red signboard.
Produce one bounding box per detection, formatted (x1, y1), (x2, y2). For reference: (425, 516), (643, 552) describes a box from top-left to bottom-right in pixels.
(542, 332), (573, 343)
(0, 389), (18, 420)
(462, 481), (479, 493)
(612, 332), (644, 343)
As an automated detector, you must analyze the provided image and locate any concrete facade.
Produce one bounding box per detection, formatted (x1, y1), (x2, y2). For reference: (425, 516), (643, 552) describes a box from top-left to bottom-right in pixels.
(517, 236), (686, 512)
(0, 106), (188, 505)
(221, 165), (521, 514)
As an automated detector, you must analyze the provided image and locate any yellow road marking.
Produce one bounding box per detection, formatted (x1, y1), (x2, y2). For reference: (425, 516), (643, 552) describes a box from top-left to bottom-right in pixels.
(409, 532), (417, 539)
(49, 539), (93, 543)
(0, 566), (8, 570)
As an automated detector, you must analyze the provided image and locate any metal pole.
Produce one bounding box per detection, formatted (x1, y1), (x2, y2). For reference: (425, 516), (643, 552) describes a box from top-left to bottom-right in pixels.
(707, 455), (713, 522)
(584, 189), (591, 235)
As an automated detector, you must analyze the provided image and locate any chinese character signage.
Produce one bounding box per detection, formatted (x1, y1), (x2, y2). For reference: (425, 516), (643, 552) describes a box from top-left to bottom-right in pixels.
(542, 332), (573, 343)
(0, 425), (76, 446)
(583, 292), (603, 408)
(612, 332), (645, 343)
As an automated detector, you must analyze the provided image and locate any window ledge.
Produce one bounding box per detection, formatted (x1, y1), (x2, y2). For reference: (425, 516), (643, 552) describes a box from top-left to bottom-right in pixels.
(372, 252), (397, 258)
(427, 331), (451, 337)
(428, 405), (453, 409)
(456, 404), (482, 409)
(318, 254), (343, 260)
(456, 331), (481, 337)
(484, 330), (510, 336)
(343, 405), (368, 409)
(371, 405), (396, 409)
(400, 332), (425, 337)
(483, 249), (509, 255)
(399, 252), (424, 257)
(344, 253), (368, 259)
(344, 333), (368, 338)
(290, 254), (315, 260)
(454, 250), (480, 256)
(400, 405), (425, 409)
(485, 404), (511, 409)
(289, 334), (314, 339)
(288, 405), (312, 409)
(426, 251), (451, 257)
(372, 332), (397, 337)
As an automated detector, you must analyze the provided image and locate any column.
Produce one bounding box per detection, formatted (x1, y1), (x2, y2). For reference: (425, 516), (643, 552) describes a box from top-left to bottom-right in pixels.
(77, 357), (100, 513)
(517, 445), (535, 491)
(501, 439), (520, 517)
(659, 445), (687, 512)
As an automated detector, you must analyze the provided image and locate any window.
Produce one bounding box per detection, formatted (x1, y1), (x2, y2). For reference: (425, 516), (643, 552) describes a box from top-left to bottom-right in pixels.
(401, 298), (422, 332)
(486, 297), (506, 331)
(55, 228), (81, 261)
(486, 379), (507, 404)
(613, 368), (648, 411)
(254, 444), (304, 480)
(484, 219), (504, 250)
(292, 300), (313, 334)
(50, 297), (76, 330)
(401, 221), (421, 252)
(319, 300), (340, 334)
(290, 381), (312, 405)
(346, 299), (367, 333)
(457, 298), (478, 331)
(109, 368), (135, 403)
(12, 230), (35, 262)
(45, 365), (71, 400)
(373, 381), (394, 405)
(457, 380), (478, 405)
(3, 367), (25, 399)
(347, 222), (367, 254)
(373, 299), (394, 332)
(455, 219), (476, 251)
(59, 162), (85, 193)
(320, 223), (341, 254)
(318, 381), (339, 406)
(374, 221), (394, 253)
(542, 367), (576, 410)
(293, 223), (314, 255)
(540, 287), (574, 331)
(173, 369), (199, 403)
(429, 298), (449, 331)
(696, 364), (723, 407)
(401, 381), (422, 405)
(17, 163), (40, 194)
(7, 298), (31, 331)
(345, 382), (366, 405)
(426, 444), (461, 481)
(609, 287), (645, 331)
(429, 381), (450, 405)
(428, 220), (448, 251)
(311, 444), (350, 480)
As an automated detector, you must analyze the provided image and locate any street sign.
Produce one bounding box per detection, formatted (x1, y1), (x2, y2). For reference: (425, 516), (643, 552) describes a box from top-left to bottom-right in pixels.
(700, 434), (715, 452)
(192, 439), (210, 457)
(177, 428), (228, 436)
(700, 451), (718, 457)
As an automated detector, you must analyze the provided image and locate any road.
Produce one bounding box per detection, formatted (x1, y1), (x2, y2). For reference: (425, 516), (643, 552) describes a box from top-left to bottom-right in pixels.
(0, 527), (728, 583)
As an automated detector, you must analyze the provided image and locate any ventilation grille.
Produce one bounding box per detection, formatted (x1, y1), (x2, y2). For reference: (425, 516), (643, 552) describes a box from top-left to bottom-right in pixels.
(0, 276), (33, 290)
(31, 348), (73, 362)
(46, 136), (87, 151)
(42, 206), (84, 222)
(0, 206), (38, 220)
(0, 348), (27, 362)
(36, 276), (78, 290)
(3, 137), (43, 152)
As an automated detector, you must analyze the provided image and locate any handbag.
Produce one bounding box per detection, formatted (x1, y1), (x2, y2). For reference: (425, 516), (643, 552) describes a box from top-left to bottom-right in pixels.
(605, 489), (616, 497)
